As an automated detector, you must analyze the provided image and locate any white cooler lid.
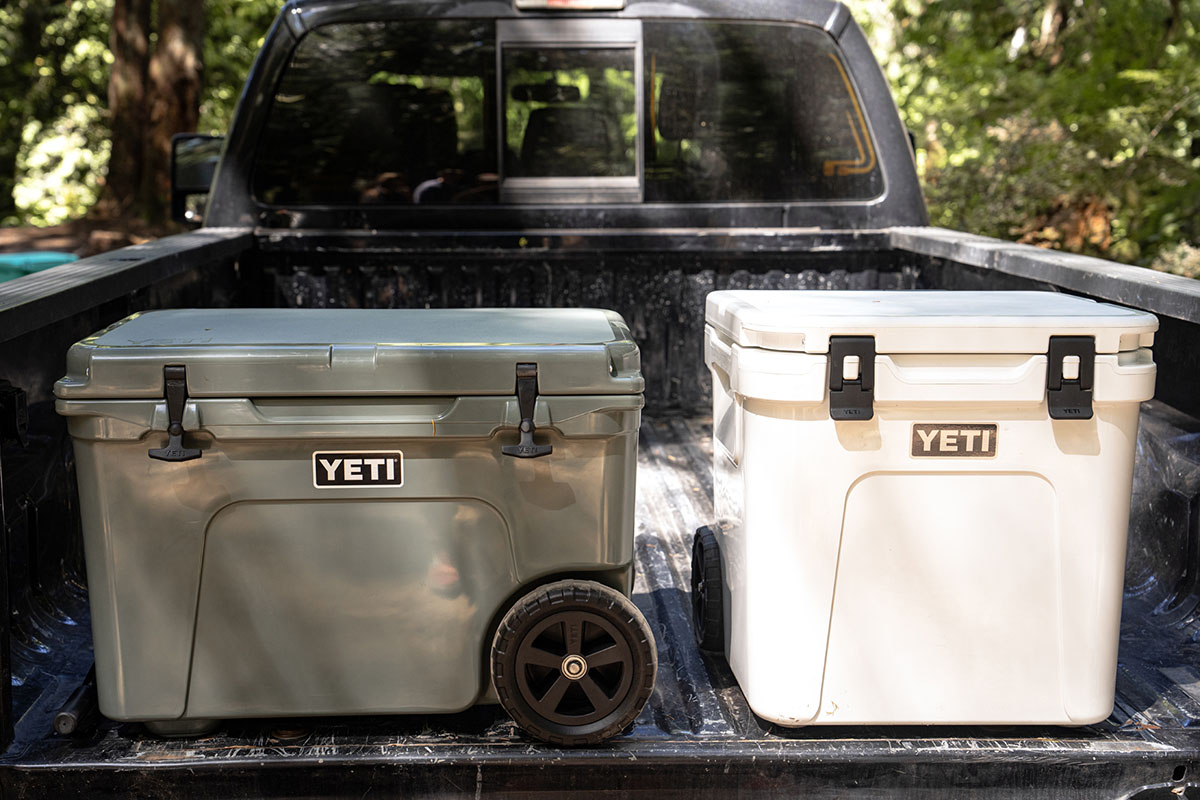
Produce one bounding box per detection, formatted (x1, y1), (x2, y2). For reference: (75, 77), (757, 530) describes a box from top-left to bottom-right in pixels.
(706, 291), (1158, 354)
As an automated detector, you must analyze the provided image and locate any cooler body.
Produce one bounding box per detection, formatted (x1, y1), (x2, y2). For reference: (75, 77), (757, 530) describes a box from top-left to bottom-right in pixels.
(56, 309), (643, 723)
(704, 291), (1158, 726)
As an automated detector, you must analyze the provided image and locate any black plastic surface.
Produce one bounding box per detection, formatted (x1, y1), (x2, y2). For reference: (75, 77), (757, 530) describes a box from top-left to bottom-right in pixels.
(1046, 336), (1096, 421)
(501, 363), (553, 459)
(0, 380), (28, 447)
(147, 366), (201, 462)
(828, 336), (876, 420)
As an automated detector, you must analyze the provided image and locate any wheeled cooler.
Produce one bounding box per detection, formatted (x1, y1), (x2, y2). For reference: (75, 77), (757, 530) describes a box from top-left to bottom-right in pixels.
(697, 291), (1158, 726)
(56, 308), (655, 745)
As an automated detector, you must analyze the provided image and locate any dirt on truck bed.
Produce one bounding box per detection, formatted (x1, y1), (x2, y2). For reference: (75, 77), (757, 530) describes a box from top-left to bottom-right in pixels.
(2, 412), (1199, 798)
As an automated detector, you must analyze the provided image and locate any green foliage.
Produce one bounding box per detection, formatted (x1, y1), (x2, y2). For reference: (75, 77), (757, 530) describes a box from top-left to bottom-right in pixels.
(1, 0), (111, 225)
(1151, 241), (1200, 278)
(5, 0), (1200, 274)
(863, 0), (1200, 267)
(200, 0), (285, 133)
(16, 105), (111, 226)
(3, 0), (282, 226)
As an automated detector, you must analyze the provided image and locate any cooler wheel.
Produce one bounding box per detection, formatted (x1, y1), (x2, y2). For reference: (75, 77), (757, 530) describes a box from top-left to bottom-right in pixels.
(491, 579), (656, 746)
(691, 526), (725, 653)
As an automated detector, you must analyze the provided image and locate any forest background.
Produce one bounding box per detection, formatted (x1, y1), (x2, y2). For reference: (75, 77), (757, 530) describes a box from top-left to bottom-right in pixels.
(2, 0), (1198, 277)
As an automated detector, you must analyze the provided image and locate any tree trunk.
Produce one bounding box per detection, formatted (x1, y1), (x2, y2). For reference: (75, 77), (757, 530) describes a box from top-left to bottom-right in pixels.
(143, 0), (206, 224)
(99, 0), (152, 219)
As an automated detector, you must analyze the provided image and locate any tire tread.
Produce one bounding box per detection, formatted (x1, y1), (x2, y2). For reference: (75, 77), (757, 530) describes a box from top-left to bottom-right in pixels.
(692, 527), (725, 653)
(492, 579), (657, 746)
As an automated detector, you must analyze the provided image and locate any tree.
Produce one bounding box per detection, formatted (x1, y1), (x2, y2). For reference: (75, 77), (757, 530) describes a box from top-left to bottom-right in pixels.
(866, 0), (1200, 268)
(100, 0), (204, 222)
(144, 0), (206, 223)
(0, 2), (109, 225)
(100, 0), (152, 218)
(200, 0), (284, 133)
(4, 0), (279, 227)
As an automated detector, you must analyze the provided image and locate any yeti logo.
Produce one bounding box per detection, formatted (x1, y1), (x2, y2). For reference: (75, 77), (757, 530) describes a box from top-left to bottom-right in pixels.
(911, 424), (998, 458)
(313, 451), (404, 488)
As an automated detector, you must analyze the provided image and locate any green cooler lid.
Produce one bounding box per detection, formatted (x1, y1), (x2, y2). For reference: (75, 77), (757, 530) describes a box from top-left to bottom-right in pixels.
(55, 308), (643, 399)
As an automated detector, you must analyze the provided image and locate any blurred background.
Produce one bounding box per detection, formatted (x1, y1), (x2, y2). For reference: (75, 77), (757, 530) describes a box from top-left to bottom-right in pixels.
(1, 0), (1197, 277)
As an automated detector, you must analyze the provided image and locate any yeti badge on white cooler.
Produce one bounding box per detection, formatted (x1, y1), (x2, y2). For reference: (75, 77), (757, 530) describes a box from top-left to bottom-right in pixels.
(910, 424), (998, 458)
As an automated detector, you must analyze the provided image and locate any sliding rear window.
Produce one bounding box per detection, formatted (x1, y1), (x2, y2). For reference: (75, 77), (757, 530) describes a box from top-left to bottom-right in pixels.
(252, 19), (882, 206)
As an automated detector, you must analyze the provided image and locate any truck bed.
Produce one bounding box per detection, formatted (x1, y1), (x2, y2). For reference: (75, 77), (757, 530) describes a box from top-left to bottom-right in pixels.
(3, 225), (1200, 795)
(3, 411), (1198, 799)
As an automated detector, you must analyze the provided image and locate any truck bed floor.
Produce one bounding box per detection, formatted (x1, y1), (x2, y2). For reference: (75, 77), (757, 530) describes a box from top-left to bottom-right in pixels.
(2, 416), (1198, 798)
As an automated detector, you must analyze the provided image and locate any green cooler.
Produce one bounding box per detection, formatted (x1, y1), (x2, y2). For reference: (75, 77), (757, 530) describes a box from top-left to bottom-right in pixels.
(55, 308), (655, 746)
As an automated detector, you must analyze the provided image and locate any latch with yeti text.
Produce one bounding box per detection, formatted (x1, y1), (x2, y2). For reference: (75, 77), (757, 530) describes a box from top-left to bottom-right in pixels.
(148, 365), (201, 462)
(828, 336), (876, 421)
(502, 363), (553, 459)
(1046, 336), (1095, 420)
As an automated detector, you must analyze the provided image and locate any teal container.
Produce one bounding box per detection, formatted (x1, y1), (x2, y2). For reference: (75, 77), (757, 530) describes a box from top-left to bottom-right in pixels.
(0, 251), (78, 283)
(55, 309), (644, 733)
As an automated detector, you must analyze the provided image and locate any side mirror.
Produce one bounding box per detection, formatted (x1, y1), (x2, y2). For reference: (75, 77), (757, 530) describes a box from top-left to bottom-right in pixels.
(171, 133), (224, 224)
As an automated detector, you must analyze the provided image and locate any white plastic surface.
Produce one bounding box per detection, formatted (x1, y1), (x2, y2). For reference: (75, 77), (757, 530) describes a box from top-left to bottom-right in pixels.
(706, 290), (1156, 726)
(706, 290), (1158, 354)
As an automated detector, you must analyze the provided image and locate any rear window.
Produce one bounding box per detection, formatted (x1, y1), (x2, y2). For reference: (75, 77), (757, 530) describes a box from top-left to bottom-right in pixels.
(643, 21), (882, 203)
(504, 47), (638, 179)
(254, 20), (498, 206)
(252, 19), (883, 206)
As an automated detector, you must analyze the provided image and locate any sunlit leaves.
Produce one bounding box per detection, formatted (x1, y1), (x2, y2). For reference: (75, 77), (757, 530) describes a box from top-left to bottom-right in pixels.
(200, 0), (284, 133)
(858, 0), (1200, 270)
(5, 0), (282, 224)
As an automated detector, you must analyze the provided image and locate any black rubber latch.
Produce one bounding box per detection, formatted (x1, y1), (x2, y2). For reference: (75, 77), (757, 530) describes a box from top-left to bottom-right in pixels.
(148, 365), (201, 462)
(1047, 336), (1095, 420)
(828, 336), (876, 421)
(502, 363), (553, 459)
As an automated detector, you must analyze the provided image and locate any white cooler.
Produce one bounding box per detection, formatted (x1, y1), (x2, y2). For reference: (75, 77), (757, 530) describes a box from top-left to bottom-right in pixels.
(702, 290), (1158, 726)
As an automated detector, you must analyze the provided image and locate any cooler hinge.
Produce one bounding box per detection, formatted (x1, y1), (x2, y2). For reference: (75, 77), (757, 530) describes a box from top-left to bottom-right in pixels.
(828, 336), (875, 421)
(502, 363), (553, 459)
(148, 365), (202, 462)
(1046, 336), (1095, 420)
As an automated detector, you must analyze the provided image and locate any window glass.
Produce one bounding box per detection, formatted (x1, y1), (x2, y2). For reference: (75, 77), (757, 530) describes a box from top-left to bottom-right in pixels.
(253, 21), (498, 206)
(503, 47), (637, 179)
(251, 19), (882, 206)
(643, 21), (883, 202)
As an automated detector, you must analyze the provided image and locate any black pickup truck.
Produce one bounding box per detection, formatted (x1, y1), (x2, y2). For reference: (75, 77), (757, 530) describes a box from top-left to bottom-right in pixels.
(3, 0), (1200, 796)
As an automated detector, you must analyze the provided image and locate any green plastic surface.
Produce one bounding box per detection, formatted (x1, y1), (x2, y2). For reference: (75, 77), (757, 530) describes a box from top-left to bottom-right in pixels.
(56, 308), (644, 724)
(56, 308), (644, 398)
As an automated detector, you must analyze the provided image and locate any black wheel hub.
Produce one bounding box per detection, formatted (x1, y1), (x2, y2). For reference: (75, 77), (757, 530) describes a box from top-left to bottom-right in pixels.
(514, 610), (635, 727)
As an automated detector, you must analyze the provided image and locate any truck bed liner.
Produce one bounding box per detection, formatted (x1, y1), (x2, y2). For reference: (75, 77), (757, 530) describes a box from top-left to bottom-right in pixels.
(2, 413), (1198, 798)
